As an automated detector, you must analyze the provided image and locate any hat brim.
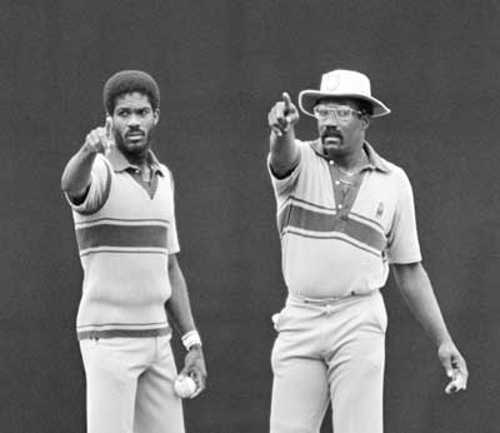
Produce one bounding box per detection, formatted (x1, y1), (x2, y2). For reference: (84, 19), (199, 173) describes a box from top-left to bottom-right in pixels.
(298, 90), (391, 118)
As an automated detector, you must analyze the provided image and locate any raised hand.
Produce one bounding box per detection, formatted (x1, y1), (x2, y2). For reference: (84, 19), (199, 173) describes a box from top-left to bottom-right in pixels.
(84, 117), (115, 155)
(268, 92), (300, 136)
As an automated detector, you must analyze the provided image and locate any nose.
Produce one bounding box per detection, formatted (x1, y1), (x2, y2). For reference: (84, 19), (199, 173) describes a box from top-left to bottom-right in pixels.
(127, 114), (141, 127)
(322, 116), (339, 127)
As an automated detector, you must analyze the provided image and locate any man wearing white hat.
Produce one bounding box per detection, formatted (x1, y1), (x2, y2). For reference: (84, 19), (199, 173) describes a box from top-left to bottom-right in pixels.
(266, 69), (468, 433)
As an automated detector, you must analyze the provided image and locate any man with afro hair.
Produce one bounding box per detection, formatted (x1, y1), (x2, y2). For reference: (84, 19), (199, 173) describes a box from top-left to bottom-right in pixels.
(62, 70), (207, 433)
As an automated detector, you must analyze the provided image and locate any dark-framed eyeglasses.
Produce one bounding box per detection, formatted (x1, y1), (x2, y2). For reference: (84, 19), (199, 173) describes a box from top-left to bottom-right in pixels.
(313, 105), (363, 121)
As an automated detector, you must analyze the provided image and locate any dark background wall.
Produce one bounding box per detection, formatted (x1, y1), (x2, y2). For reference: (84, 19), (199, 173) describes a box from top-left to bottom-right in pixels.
(1, 1), (498, 432)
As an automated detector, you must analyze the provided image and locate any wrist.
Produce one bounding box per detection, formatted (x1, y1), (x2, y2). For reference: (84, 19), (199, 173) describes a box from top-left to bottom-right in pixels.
(272, 127), (293, 137)
(436, 333), (453, 348)
(181, 330), (202, 351)
(188, 343), (202, 352)
(81, 142), (99, 156)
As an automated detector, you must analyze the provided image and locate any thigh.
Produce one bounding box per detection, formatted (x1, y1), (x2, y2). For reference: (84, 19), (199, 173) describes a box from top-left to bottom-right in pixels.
(327, 294), (386, 433)
(270, 333), (329, 433)
(134, 336), (184, 433)
(79, 338), (146, 433)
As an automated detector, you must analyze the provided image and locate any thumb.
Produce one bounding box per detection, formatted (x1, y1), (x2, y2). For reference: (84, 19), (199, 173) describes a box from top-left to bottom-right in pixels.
(441, 354), (454, 377)
(179, 365), (193, 378)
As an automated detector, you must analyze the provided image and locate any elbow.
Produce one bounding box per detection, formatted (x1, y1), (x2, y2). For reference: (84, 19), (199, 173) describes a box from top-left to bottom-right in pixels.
(60, 172), (70, 192)
(168, 253), (179, 273)
(60, 171), (77, 194)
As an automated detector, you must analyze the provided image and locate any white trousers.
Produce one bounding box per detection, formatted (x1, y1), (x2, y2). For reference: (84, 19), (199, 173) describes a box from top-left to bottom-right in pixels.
(79, 336), (184, 433)
(270, 291), (387, 433)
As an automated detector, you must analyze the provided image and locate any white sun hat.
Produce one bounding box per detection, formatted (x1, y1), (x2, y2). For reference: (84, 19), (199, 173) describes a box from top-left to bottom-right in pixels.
(298, 69), (391, 118)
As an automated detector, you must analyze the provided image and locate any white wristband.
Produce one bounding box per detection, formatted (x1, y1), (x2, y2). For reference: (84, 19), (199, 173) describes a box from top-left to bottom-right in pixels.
(181, 330), (202, 351)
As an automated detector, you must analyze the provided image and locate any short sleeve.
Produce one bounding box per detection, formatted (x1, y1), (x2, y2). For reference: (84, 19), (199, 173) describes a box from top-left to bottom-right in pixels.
(64, 154), (112, 215)
(386, 169), (422, 264)
(166, 169), (180, 255)
(267, 139), (306, 198)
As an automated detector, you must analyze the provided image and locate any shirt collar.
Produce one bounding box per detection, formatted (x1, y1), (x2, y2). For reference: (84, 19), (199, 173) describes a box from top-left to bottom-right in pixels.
(310, 139), (391, 173)
(107, 147), (166, 176)
(363, 141), (391, 173)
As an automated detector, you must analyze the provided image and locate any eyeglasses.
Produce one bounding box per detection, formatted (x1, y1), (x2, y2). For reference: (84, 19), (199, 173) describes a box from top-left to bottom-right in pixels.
(313, 105), (363, 121)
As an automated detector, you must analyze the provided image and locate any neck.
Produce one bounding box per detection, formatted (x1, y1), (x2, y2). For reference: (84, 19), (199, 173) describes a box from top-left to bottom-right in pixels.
(121, 149), (150, 169)
(124, 150), (153, 182)
(324, 146), (367, 172)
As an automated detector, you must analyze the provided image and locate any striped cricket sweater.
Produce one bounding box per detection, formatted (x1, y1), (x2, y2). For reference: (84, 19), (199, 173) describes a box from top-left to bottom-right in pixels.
(268, 140), (422, 299)
(66, 149), (179, 340)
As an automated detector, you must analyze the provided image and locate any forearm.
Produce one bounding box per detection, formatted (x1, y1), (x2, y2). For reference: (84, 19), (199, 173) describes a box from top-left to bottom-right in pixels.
(166, 254), (207, 392)
(61, 145), (98, 197)
(391, 262), (452, 346)
(166, 255), (198, 336)
(269, 129), (300, 178)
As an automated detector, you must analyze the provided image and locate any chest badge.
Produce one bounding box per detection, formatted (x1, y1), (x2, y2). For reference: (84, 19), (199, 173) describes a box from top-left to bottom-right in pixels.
(376, 202), (384, 219)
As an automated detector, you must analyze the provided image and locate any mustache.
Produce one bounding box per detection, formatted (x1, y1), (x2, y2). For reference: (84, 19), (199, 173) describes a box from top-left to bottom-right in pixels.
(320, 126), (342, 138)
(125, 128), (145, 137)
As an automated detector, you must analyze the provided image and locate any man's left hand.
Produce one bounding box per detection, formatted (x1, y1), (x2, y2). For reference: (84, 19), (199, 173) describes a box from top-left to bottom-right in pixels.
(438, 340), (468, 394)
(179, 345), (207, 398)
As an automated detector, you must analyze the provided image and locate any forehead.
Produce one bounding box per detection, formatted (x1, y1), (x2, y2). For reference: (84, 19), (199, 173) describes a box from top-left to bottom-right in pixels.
(316, 97), (362, 109)
(114, 92), (152, 109)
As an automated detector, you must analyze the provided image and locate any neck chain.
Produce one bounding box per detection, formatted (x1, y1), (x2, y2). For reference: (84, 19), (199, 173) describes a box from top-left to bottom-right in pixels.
(337, 165), (358, 177)
(335, 150), (369, 177)
(142, 165), (152, 183)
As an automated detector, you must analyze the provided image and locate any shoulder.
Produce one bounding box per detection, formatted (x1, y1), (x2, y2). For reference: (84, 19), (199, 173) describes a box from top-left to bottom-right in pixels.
(385, 159), (407, 177)
(297, 139), (317, 154)
(294, 139), (323, 165)
(374, 152), (412, 185)
(366, 145), (416, 201)
(158, 163), (176, 192)
(159, 162), (172, 177)
(95, 153), (113, 173)
(381, 160), (416, 203)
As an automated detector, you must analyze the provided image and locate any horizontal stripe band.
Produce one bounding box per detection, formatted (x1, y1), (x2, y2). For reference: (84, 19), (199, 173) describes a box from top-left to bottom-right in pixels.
(279, 204), (387, 253)
(78, 320), (169, 330)
(79, 247), (169, 257)
(75, 217), (170, 229)
(283, 228), (382, 257)
(279, 195), (336, 214)
(77, 326), (171, 340)
(76, 224), (168, 251)
(348, 211), (384, 232)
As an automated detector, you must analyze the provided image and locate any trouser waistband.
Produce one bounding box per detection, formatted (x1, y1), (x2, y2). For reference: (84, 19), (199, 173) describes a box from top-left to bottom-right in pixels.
(287, 290), (378, 306)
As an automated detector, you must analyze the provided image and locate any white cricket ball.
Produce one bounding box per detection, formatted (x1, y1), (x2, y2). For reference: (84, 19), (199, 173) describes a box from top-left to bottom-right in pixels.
(174, 375), (197, 399)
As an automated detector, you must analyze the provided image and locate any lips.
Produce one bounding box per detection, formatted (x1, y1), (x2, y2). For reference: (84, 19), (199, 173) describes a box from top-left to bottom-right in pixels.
(126, 131), (145, 141)
(321, 128), (342, 145)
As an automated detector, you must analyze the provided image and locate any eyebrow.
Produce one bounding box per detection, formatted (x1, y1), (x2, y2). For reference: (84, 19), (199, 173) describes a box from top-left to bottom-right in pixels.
(116, 106), (151, 111)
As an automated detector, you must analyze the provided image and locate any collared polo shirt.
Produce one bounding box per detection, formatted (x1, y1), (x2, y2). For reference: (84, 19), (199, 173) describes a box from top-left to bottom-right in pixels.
(268, 139), (422, 299)
(66, 148), (179, 339)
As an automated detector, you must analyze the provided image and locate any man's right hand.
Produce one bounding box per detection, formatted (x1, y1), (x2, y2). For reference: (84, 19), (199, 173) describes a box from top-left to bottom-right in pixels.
(83, 117), (114, 155)
(268, 92), (300, 136)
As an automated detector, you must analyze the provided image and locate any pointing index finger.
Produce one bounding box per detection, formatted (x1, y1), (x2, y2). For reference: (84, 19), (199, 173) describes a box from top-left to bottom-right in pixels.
(103, 116), (115, 154)
(282, 92), (292, 111)
(105, 116), (112, 136)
